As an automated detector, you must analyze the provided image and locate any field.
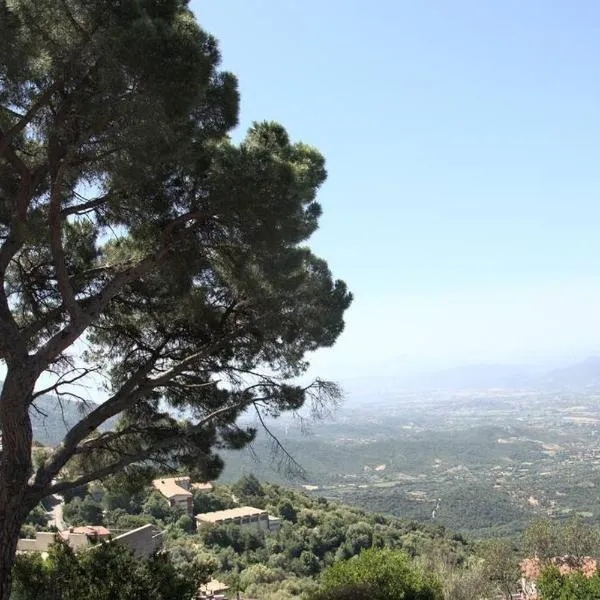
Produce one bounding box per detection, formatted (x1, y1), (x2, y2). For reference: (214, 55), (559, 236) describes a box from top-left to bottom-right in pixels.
(219, 388), (600, 537)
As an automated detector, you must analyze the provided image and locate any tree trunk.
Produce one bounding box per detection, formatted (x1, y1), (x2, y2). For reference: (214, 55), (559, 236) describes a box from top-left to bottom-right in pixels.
(0, 499), (29, 600)
(0, 366), (37, 600)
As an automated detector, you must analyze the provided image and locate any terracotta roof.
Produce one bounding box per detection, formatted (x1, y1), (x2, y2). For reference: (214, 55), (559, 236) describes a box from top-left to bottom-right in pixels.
(60, 526), (111, 539)
(196, 506), (267, 522)
(152, 477), (192, 499)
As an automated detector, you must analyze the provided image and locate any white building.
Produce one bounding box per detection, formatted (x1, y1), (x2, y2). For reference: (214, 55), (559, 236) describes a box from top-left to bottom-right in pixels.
(196, 506), (273, 531)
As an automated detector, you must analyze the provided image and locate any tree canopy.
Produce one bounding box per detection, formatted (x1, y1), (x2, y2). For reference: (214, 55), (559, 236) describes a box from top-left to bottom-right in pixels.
(0, 0), (351, 597)
(12, 539), (196, 600)
(311, 547), (443, 600)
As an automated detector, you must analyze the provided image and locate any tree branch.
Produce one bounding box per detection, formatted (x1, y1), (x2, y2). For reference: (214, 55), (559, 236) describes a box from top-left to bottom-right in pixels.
(43, 449), (156, 496)
(31, 351), (163, 489)
(61, 194), (109, 218)
(31, 366), (100, 401)
(253, 403), (306, 479)
(49, 163), (82, 323)
(33, 250), (166, 369)
(0, 82), (60, 156)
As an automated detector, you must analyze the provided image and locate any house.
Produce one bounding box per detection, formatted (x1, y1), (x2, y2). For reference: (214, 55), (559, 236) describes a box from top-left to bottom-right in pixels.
(17, 526), (111, 553)
(17, 523), (162, 559)
(152, 476), (213, 516)
(199, 578), (229, 599)
(196, 506), (273, 531)
(64, 525), (111, 542)
(191, 481), (214, 492)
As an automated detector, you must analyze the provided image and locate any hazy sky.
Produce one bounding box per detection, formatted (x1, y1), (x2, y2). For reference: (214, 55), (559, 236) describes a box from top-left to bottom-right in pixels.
(194, 1), (600, 379)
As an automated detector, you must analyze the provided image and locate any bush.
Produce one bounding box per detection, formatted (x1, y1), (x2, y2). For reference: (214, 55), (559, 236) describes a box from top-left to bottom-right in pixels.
(175, 515), (196, 534)
(537, 565), (600, 600)
(313, 548), (443, 600)
(192, 491), (235, 515)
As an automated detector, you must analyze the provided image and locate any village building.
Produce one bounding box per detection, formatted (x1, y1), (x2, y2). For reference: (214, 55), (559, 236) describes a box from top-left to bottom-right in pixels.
(199, 578), (229, 599)
(196, 506), (273, 531)
(16, 523), (162, 559)
(152, 476), (213, 516)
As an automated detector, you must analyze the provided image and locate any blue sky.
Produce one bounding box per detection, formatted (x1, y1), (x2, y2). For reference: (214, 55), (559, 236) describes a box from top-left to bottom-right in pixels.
(193, 1), (600, 379)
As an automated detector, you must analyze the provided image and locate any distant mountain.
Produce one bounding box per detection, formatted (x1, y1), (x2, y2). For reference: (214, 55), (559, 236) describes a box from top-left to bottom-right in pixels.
(540, 356), (600, 391)
(0, 383), (102, 447)
(378, 358), (600, 393)
(30, 393), (96, 446)
(401, 364), (543, 391)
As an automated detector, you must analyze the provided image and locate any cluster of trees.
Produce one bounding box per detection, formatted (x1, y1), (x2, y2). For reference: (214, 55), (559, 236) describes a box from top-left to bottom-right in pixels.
(521, 518), (600, 600)
(524, 517), (600, 561)
(537, 566), (600, 600)
(309, 548), (442, 600)
(17, 472), (600, 599)
(12, 540), (197, 600)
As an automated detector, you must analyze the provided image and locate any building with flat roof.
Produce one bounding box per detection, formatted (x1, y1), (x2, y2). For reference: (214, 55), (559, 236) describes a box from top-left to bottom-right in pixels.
(199, 578), (229, 599)
(152, 476), (213, 516)
(196, 506), (272, 531)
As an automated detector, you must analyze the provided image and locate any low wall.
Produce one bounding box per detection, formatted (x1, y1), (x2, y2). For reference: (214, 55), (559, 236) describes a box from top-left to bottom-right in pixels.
(113, 524), (162, 558)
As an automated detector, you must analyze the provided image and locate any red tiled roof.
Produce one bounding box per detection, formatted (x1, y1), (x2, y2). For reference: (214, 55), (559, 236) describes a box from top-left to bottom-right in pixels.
(61, 526), (111, 538)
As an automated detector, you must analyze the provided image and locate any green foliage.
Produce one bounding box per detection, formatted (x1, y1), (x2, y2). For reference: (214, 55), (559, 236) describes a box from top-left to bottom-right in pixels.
(232, 474), (265, 506)
(278, 500), (298, 523)
(433, 563), (493, 600)
(175, 514), (195, 534)
(192, 490), (235, 514)
(142, 491), (174, 523)
(105, 512), (151, 531)
(537, 566), (600, 600)
(524, 518), (558, 560)
(477, 538), (520, 599)
(23, 504), (48, 530)
(164, 537), (216, 589)
(100, 474), (152, 513)
(11, 540), (195, 600)
(239, 563), (284, 588)
(523, 517), (600, 560)
(313, 548), (443, 600)
(62, 496), (104, 526)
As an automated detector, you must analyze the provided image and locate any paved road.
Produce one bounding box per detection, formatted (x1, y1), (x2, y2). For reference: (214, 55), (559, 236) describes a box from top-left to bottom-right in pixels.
(46, 494), (65, 530)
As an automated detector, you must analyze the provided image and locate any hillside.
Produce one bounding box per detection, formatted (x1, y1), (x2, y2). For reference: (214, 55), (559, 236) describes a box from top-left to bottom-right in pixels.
(25, 473), (600, 599)
(55, 475), (474, 600)
(541, 356), (600, 390)
(30, 393), (93, 447)
(218, 384), (600, 537)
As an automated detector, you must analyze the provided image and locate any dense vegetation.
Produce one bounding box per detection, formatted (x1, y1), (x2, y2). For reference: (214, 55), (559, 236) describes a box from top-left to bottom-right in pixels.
(18, 473), (600, 598)
(218, 390), (600, 538)
(12, 540), (196, 600)
(309, 548), (442, 600)
(51, 475), (474, 599)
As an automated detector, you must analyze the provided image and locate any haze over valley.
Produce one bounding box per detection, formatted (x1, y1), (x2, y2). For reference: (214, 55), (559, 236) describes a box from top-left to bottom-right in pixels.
(218, 357), (600, 537)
